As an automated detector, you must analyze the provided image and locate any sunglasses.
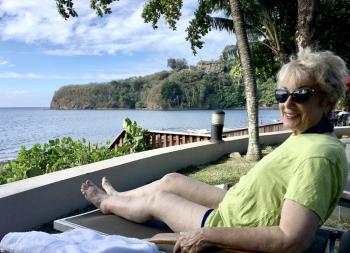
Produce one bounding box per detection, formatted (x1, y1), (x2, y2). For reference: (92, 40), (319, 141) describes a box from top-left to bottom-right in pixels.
(275, 88), (316, 104)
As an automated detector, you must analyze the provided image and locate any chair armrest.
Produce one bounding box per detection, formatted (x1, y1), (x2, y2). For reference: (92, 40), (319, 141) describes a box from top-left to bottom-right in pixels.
(148, 232), (180, 245)
(148, 233), (254, 252)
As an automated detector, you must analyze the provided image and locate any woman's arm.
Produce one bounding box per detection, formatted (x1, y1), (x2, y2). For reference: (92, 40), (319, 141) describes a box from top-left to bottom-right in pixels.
(174, 199), (320, 253)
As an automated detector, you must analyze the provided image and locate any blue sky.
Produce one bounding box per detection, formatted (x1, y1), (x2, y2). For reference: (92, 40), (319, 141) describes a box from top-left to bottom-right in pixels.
(0, 1), (234, 107)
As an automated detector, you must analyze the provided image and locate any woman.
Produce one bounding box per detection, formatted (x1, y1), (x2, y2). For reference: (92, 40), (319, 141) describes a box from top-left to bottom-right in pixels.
(81, 49), (348, 253)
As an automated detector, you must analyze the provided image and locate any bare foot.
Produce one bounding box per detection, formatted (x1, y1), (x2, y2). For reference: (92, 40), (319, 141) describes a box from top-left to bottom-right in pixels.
(81, 180), (110, 214)
(101, 177), (118, 196)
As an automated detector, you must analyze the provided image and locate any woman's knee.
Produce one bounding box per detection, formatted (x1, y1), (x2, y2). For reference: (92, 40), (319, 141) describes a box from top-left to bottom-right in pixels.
(162, 172), (182, 182)
(160, 173), (183, 189)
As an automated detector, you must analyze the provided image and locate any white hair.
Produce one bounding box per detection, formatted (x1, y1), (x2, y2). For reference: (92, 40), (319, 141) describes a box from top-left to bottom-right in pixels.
(277, 48), (348, 106)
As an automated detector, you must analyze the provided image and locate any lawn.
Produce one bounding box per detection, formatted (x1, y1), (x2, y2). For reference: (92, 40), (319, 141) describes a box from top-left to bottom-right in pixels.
(180, 145), (275, 187)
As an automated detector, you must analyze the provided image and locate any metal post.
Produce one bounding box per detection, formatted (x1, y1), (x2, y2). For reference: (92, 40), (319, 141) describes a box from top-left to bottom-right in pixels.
(210, 110), (225, 143)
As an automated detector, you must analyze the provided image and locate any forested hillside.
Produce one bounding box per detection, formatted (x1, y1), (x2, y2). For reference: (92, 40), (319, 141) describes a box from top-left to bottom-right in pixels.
(50, 68), (277, 109)
(51, 45), (279, 110)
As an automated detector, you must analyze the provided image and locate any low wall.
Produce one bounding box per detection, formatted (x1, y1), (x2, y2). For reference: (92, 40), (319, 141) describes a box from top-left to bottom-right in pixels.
(0, 127), (349, 239)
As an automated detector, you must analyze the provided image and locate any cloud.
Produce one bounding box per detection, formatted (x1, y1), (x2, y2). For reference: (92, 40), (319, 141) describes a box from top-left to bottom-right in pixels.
(0, 1), (233, 60)
(0, 72), (44, 78)
(13, 90), (28, 95)
(0, 60), (15, 67)
(0, 71), (155, 81)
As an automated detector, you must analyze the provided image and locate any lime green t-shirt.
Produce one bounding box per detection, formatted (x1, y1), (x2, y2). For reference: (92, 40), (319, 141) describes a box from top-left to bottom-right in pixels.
(205, 134), (347, 228)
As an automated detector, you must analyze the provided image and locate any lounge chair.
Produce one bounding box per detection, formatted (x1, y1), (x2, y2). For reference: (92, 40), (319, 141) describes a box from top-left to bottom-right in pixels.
(54, 211), (349, 253)
(54, 191), (350, 253)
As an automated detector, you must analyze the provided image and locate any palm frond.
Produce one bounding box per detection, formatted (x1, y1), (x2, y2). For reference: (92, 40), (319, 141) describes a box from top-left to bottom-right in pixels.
(204, 0), (231, 15)
(211, 17), (235, 33)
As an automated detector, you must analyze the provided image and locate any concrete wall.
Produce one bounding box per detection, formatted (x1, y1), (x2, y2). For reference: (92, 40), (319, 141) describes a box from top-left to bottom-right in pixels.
(0, 127), (349, 239)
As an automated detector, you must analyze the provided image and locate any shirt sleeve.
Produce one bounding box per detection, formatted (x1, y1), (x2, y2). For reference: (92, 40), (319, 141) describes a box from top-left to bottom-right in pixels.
(284, 157), (337, 223)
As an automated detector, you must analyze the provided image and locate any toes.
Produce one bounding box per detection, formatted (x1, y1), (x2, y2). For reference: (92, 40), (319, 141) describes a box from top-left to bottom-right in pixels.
(102, 177), (116, 195)
(81, 184), (88, 196)
(86, 180), (95, 187)
(102, 176), (109, 185)
(81, 180), (96, 196)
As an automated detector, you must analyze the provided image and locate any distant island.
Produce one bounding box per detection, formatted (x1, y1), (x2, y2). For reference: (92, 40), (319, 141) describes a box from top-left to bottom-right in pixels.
(51, 58), (277, 110)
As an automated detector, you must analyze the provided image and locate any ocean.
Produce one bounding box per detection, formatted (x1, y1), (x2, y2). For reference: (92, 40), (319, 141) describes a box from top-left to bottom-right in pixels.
(0, 108), (280, 162)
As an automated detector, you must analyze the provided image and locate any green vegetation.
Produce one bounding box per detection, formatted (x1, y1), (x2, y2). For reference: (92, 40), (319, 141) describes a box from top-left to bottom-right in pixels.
(325, 218), (350, 231)
(181, 156), (255, 187)
(181, 145), (276, 186)
(50, 69), (247, 110)
(51, 46), (278, 110)
(122, 118), (149, 153)
(0, 118), (149, 185)
(167, 58), (188, 71)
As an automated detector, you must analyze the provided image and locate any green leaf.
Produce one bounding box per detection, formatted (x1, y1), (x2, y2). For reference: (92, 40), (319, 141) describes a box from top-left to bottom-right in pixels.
(26, 168), (42, 178)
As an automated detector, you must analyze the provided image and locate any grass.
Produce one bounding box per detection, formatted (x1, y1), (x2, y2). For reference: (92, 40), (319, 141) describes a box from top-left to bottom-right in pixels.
(180, 144), (350, 231)
(180, 145), (275, 187)
(180, 156), (256, 187)
(324, 218), (350, 231)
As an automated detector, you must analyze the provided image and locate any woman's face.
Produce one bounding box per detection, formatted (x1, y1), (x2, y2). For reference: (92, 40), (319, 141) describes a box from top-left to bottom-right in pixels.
(278, 81), (329, 135)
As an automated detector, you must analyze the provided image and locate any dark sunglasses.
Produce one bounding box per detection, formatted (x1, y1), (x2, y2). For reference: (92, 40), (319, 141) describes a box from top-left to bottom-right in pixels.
(275, 88), (316, 104)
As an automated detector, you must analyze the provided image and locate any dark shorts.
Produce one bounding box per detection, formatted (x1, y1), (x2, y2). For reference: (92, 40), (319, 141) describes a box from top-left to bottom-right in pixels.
(201, 208), (214, 227)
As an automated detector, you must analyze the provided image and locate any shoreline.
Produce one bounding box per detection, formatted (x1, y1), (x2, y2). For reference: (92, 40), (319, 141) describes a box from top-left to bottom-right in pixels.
(0, 106), (279, 111)
(49, 106), (280, 111)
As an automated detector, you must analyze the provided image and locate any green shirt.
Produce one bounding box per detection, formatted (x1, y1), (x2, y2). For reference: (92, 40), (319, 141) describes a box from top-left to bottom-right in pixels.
(205, 134), (347, 227)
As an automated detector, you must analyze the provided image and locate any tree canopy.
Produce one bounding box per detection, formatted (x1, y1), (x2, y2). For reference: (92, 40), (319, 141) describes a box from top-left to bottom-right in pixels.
(167, 58), (188, 71)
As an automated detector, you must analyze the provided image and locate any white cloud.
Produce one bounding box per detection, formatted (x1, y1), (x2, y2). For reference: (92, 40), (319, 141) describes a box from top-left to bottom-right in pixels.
(0, 71), (155, 81)
(0, 72), (44, 78)
(0, 1), (234, 60)
(13, 90), (28, 95)
(0, 60), (15, 67)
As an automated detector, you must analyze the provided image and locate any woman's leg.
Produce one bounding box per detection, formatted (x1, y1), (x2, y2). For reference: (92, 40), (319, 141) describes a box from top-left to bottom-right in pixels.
(81, 180), (208, 232)
(102, 173), (226, 209)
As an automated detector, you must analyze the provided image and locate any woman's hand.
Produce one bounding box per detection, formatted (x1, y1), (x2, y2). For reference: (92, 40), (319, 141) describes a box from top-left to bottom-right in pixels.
(173, 228), (212, 253)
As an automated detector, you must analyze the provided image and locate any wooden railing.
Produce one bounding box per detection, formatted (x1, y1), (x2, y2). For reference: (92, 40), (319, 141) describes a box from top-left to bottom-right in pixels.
(222, 122), (285, 137)
(109, 122), (285, 149)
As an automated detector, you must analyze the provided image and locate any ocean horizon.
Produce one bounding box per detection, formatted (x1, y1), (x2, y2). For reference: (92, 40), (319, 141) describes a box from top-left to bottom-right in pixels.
(0, 108), (281, 162)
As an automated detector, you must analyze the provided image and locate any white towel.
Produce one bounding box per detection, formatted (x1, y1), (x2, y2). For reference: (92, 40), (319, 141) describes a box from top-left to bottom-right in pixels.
(0, 228), (158, 253)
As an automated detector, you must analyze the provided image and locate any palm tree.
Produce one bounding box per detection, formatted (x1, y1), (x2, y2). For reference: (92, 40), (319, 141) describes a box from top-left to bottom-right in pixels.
(296, 0), (318, 50)
(210, 0), (297, 64)
(229, 0), (262, 161)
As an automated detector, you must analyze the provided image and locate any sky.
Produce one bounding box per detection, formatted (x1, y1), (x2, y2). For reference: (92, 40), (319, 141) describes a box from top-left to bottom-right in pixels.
(0, 1), (234, 107)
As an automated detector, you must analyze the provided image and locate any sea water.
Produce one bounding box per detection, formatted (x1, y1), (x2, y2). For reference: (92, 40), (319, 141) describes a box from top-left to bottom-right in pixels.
(0, 108), (280, 162)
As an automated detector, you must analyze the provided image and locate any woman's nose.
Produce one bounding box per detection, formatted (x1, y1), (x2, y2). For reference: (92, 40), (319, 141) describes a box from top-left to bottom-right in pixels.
(284, 95), (295, 107)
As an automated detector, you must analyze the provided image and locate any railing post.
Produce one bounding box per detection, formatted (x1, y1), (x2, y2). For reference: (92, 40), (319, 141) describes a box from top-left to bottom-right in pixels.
(210, 110), (225, 143)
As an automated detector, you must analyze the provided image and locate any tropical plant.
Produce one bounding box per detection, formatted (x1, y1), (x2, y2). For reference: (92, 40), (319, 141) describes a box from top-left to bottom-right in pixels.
(121, 118), (150, 153)
(296, 0), (318, 50)
(229, 0), (262, 160)
(0, 118), (149, 184)
(208, 0), (350, 64)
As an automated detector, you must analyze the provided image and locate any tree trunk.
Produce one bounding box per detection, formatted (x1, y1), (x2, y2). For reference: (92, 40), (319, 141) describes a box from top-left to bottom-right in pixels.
(296, 0), (318, 50)
(229, 0), (262, 161)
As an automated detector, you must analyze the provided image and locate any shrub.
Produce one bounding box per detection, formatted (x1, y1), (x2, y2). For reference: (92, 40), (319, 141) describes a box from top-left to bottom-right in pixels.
(0, 118), (149, 184)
